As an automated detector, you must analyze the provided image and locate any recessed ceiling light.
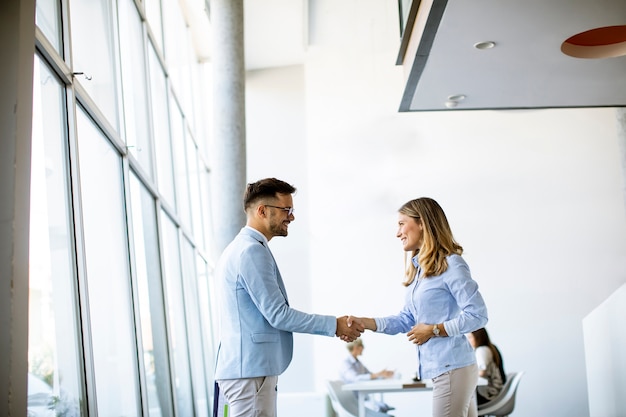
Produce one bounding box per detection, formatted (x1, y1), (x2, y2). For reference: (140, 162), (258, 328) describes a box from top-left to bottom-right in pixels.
(445, 94), (466, 108)
(447, 94), (466, 102)
(474, 41), (496, 50)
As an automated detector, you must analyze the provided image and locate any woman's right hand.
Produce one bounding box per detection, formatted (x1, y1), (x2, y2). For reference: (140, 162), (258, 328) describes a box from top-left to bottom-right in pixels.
(373, 369), (395, 379)
(347, 316), (377, 331)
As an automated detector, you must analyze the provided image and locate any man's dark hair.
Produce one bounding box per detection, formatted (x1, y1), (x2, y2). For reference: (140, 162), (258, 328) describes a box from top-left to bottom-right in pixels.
(243, 178), (296, 211)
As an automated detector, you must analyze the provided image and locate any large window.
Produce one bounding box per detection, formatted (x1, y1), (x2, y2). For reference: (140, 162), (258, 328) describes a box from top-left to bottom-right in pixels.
(129, 174), (174, 417)
(30, 0), (216, 414)
(170, 98), (193, 230)
(119, 0), (154, 179)
(161, 213), (195, 417)
(145, 0), (165, 54)
(181, 239), (209, 417)
(148, 44), (177, 208)
(186, 132), (206, 251)
(28, 55), (83, 417)
(76, 107), (140, 417)
(35, 0), (62, 54)
(70, 0), (121, 132)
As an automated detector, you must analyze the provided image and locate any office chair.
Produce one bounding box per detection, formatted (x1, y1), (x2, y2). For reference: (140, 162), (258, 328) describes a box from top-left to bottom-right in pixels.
(477, 371), (525, 417)
(325, 380), (393, 417)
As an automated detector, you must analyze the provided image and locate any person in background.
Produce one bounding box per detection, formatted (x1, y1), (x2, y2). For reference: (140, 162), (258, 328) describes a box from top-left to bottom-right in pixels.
(339, 338), (395, 413)
(214, 178), (364, 417)
(466, 328), (505, 405)
(348, 197), (488, 417)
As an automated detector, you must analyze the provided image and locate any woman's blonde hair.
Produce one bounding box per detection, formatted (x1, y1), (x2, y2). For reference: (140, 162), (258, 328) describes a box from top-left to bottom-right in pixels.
(399, 197), (463, 286)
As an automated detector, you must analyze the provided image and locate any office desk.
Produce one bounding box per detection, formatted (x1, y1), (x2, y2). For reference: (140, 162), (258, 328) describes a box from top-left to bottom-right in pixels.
(342, 379), (432, 417)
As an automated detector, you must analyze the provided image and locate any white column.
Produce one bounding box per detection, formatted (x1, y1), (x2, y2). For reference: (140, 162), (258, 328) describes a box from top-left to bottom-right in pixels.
(0, 0), (35, 415)
(210, 0), (247, 255)
(616, 108), (626, 212)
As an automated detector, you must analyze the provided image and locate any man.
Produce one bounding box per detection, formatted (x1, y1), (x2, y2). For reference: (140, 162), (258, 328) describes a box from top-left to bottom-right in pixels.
(214, 178), (363, 417)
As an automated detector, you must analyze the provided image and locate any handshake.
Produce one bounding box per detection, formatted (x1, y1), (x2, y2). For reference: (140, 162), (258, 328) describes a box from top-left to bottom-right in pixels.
(335, 315), (374, 342)
(336, 317), (443, 344)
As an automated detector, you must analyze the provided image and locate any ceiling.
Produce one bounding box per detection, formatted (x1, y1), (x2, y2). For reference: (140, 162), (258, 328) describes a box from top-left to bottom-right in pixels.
(398, 0), (626, 111)
(235, 0), (626, 112)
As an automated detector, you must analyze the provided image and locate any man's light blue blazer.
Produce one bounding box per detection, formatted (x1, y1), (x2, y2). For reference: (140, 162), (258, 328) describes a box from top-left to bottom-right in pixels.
(214, 227), (336, 380)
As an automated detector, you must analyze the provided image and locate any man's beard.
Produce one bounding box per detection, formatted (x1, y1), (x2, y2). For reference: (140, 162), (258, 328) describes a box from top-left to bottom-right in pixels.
(269, 221), (288, 237)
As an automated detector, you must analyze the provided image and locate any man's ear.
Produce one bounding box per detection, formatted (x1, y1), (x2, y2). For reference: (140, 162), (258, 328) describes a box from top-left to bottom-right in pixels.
(256, 204), (266, 218)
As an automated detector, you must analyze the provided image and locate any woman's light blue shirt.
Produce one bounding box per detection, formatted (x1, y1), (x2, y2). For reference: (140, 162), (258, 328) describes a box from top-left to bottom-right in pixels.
(374, 254), (488, 380)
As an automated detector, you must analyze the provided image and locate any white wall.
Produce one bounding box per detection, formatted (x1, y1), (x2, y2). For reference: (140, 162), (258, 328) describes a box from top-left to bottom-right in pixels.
(245, 1), (626, 416)
(246, 65), (320, 392)
(583, 283), (626, 417)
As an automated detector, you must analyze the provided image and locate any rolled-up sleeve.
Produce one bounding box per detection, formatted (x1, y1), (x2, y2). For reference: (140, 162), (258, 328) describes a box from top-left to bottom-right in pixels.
(442, 257), (488, 336)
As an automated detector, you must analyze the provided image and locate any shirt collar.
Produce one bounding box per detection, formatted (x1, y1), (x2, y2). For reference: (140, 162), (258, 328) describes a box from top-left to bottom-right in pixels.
(244, 225), (269, 246)
(411, 255), (420, 268)
(347, 355), (359, 365)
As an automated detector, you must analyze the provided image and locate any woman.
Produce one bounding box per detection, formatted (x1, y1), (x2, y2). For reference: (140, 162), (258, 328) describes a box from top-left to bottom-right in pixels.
(339, 338), (395, 413)
(349, 197), (488, 417)
(467, 328), (505, 405)
(339, 338), (395, 383)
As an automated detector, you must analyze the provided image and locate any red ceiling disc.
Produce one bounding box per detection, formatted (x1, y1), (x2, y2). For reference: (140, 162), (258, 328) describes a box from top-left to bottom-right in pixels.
(561, 25), (626, 58)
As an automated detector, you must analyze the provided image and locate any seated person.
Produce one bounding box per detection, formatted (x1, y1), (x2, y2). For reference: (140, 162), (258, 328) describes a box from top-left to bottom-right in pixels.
(467, 328), (506, 405)
(339, 338), (395, 413)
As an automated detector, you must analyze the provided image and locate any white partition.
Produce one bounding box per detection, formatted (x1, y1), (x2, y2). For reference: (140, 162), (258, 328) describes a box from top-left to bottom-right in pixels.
(583, 283), (626, 417)
(277, 392), (332, 417)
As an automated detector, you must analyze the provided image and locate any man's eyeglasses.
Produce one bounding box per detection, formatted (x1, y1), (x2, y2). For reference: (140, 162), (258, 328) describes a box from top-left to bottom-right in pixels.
(265, 205), (294, 216)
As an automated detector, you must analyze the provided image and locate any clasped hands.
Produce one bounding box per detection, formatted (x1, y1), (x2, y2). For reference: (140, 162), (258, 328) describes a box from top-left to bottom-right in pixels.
(335, 316), (376, 342)
(336, 316), (364, 342)
(338, 316), (439, 345)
